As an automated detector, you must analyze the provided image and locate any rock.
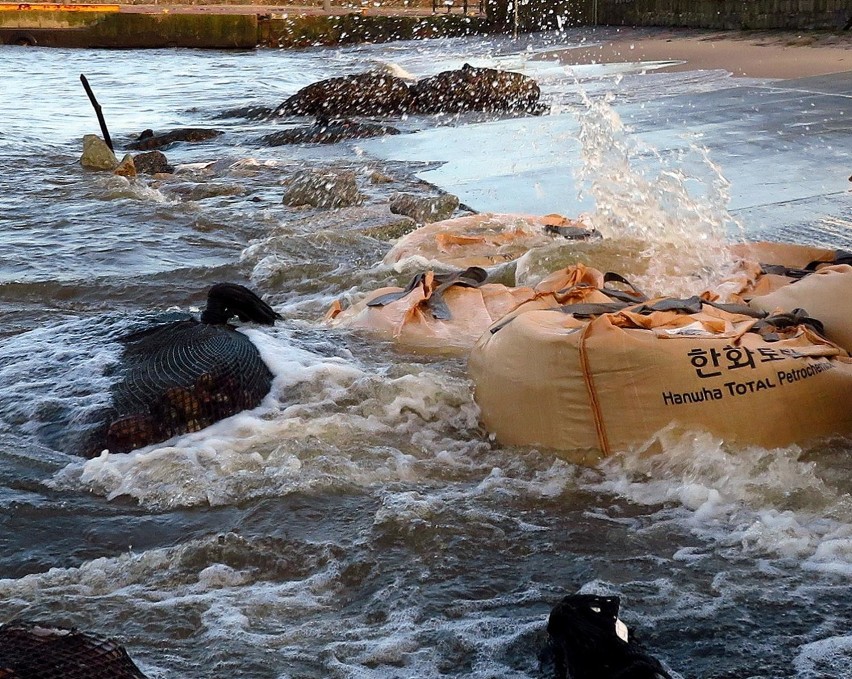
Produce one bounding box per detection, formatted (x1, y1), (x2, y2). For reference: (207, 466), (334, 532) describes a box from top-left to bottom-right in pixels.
(168, 182), (246, 201)
(389, 192), (459, 223)
(369, 170), (394, 184)
(125, 128), (223, 151)
(544, 594), (673, 679)
(274, 72), (416, 117)
(133, 150), (174, 175)
(262, 118), (401, 146)
(411, 64), (542, 114)
(283, 169), (364, 209)
(114, 154), (137, 177)
(80, 134), (118, 170)
(214, 104), (276, 120)
(284, 204), (416, 240)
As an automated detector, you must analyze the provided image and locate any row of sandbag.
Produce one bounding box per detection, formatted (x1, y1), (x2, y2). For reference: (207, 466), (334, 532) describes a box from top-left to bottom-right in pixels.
(325, 215), (852, 460)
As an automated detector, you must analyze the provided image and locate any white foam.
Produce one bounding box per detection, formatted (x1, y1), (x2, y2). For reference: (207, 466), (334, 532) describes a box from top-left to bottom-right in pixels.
(50, 326), (485, 509)
(587, 427), (852, 570)
(794, 635), (852, 678)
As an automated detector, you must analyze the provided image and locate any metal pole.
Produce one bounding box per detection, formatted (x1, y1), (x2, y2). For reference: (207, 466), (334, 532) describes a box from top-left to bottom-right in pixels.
(79, 74), (113, 152)
(593, 0), (598, 25)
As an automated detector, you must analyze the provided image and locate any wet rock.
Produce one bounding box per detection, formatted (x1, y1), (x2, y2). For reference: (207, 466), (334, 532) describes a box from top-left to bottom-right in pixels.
(0, 620), (149, 678)
(80, 134), (118, 170)
(262, 118), (401, 146)
(411, 64), (542, 114)
(274, 72), (415, 117)
(544, 594), (673, 679)
(370, 170), (394, 184)
(215, 104), (276, 120)
(125, 128), (223, 151)
(114, 153), (137, 177)
(133, 150), (174, 175)
(283, 169), (364, 209)
(389, 192), (459, 223)
(168, 182), (246, 201)
(283, 204), (416, 240)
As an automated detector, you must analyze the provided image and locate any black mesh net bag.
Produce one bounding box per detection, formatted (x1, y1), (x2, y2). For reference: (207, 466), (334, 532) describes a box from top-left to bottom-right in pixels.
(0, 622), (148, 679)
(87, 283), (280, 456)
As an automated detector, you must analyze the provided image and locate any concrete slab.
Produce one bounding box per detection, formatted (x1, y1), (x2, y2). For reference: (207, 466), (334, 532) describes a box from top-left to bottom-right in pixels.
(361, 70), (852, 245)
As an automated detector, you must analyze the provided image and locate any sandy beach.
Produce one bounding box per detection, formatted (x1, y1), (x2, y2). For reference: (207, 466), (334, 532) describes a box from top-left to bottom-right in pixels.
(553, 27), (852, 79)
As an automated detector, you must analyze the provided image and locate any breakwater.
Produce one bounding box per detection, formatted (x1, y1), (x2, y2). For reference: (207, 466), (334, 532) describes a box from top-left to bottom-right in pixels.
(0, 3), (487, 48)
(486, 0), (850, 31)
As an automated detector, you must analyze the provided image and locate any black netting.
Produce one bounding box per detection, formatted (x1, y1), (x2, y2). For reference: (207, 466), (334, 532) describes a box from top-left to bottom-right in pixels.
(94, 319), (273, 455)
(0, 623), (148, 679)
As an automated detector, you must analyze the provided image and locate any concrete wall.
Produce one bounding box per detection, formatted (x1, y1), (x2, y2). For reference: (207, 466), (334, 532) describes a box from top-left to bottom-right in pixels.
(487, 0), (851, 30)
(593, 0), (851, 30)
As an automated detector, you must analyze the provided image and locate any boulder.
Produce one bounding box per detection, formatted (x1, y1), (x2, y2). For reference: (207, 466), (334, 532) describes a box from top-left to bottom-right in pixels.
(80, 134), (118, 170)
(262, 118), (400, 146)
(411, 64), (542, 114)
(133, 150), (174, 175)
(215, 104), (275, 120)
(370, 170), (394, 184)
(125, 128), (223, 151)
(389, 192), (459, 224)
(274, 72), (415, 117)
(114, 154), (137, 177)
(545, 594), (673, 679)
(282, 169), (364, 209)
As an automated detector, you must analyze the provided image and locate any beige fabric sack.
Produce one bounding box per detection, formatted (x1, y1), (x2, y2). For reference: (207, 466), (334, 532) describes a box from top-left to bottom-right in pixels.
(470, 300), (852, 464)
(326, 268), (540, 356)
(707, 241), (837, 302)
(730, 241), (836, 270)
(383, 213), (593, 269)
(749, 264), (852, 353)
(325, 264), (623, 356)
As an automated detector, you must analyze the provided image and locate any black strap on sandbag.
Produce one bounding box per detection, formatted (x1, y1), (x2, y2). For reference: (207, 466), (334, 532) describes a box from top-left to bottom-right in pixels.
(557, 302), (630, 318)
(543, 224), (598, 240)
(366, 266), (488, 320)
(804, 249), (852, 270)
(632, 296), (705, 315)
(702, 299), (767, 319)
(751, 307), (826, 341)
(601, 272), (648, 304)
(760, 249), (852, 281)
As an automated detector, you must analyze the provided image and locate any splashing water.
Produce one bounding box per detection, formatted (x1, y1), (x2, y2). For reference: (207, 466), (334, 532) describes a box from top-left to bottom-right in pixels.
(574, 90), (739, 297)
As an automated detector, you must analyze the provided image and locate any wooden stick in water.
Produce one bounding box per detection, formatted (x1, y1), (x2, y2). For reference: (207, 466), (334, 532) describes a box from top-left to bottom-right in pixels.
(80, 74), (114, 152)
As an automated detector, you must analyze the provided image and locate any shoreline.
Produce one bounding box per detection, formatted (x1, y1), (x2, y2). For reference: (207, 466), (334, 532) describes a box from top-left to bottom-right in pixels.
(551, 27), (852, 80)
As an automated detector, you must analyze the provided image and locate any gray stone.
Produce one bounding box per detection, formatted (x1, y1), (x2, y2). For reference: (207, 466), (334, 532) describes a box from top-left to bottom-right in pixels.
(389, 192), (459, 224)
(275, 204), (416, 240)
(283, 169), (364, 209)
(133, 150), (174, 175)
(80, 134), (118, 171)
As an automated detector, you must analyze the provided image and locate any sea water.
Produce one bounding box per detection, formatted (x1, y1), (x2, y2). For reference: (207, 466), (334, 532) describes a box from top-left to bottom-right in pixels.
(1, 28), (851, 678)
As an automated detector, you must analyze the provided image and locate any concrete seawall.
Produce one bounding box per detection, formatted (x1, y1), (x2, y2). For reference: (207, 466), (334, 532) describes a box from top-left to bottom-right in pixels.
(0, 3), (488, 48)
(485, 0), (851, 31)
(592, 0), (851, 30)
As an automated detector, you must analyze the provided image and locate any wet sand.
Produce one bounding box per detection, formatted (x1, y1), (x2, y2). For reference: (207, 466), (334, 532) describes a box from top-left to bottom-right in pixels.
(554, 27), (852, 80)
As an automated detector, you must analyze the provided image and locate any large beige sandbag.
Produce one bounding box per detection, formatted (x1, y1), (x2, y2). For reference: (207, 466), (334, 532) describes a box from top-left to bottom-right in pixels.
(325, 264), (625, 356)
(326, 267), (542, 356)
(729, 241), (836, 269)
(470, 299), (852, 464)
(708, 241), (841, 302)
(383, 213), (594, 270)
(749, 264), (852, 354)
